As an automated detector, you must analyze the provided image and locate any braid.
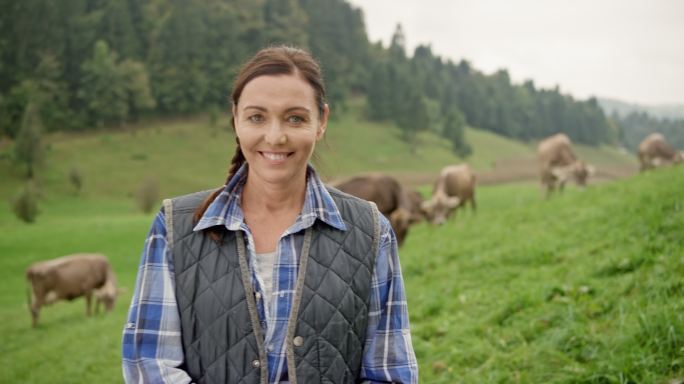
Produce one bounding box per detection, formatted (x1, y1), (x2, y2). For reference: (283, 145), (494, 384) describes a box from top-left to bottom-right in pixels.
(192, 141), (245, 243)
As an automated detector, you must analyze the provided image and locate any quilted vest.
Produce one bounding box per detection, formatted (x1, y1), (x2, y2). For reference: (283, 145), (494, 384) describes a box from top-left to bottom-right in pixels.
(163, 187), (380, 384)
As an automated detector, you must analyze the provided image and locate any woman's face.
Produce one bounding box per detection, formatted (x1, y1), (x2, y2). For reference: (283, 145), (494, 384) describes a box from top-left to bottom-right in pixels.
(234, 73), (328, 190)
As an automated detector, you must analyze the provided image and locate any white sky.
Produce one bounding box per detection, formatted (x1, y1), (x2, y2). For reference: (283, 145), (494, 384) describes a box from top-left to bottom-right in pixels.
(346, 0), (684, 105)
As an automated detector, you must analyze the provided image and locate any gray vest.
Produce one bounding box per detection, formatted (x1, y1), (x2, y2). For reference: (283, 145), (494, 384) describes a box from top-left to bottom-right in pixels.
(163, 187), (380, 384)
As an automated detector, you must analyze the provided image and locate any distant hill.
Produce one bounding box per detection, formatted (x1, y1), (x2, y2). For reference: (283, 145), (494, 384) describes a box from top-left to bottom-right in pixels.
(598, 97), (684, 120)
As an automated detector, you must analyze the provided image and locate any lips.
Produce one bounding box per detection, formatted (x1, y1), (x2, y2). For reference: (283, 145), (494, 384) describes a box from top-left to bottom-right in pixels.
(260, 151), (292, 161)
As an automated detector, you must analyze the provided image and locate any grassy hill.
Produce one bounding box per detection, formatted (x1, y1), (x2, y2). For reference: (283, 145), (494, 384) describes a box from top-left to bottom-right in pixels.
(0, 100), (636, 204)
(1, 159), (681, 383)
(401, 166), (684, 383)
(1, 102), (656, 383)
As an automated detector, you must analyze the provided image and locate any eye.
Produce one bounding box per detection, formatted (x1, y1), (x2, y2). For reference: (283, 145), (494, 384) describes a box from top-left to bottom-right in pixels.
(286, 115), (306, 125)
(247, 114), (264, 123)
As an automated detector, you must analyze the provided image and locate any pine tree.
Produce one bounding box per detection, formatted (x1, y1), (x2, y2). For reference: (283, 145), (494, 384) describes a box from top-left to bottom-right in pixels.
(14, 99), (45, 179)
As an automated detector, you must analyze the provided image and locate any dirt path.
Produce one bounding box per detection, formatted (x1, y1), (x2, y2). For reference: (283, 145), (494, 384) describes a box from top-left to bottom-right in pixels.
(386, 156), (639, 189)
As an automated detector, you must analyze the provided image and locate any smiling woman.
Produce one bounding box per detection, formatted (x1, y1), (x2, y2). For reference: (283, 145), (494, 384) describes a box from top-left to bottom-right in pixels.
(121, 46), (418, 384)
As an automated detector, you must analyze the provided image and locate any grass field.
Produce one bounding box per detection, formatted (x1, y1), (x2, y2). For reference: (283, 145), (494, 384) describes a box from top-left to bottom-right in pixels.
(1, 166), (682, 382)
(2, 105), (665, 383)
(401, 168), (684, 383)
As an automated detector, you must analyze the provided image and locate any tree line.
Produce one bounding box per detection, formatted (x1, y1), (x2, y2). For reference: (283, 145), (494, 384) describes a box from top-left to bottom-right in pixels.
(2, 0), (675, 156)
(616, 112), (684, 152)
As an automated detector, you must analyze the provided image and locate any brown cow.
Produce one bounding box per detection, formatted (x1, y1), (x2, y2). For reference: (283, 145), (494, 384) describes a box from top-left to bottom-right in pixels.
(26, 253), (119, 327)
(638, 133), (683, 172)
(421, 164), (476, 225)
(405, 189), (425, 224)
(333, 173), (417, 246)
(537, 133), (594, 197)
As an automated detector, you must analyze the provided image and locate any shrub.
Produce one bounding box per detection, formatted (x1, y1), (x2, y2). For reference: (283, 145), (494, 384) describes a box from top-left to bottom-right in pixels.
(136, 176), (159, 214)
(69, 166), (83, 194)
(12, 182), (40, 223)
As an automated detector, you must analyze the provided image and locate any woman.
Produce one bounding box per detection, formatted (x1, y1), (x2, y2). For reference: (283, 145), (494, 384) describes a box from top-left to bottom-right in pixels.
(122, 46), (418, 384)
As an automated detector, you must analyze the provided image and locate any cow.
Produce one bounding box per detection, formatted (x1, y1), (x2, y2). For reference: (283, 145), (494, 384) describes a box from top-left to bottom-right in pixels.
(421, 164), (476, 225)
(405, 188), (426, 224)
(333, 173), (417, 246)
(537, 133), (594, 197)
(638, 133), (683, 172)
(26, 253), (119, 327)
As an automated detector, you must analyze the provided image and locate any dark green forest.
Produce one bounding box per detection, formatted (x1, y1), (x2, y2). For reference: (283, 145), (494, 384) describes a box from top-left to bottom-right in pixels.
(1, 0), (680, 153)
(616, 111), (684, 152)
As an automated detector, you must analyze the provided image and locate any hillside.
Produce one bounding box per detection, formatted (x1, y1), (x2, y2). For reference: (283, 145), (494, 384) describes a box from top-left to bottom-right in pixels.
(0, 101), (637, 207)
(401, 165), (684, 383)
(0, 151), (681, 383)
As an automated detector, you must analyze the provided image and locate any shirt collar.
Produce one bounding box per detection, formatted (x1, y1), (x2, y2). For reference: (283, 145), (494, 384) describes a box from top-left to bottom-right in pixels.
(193, 163), (347, 233)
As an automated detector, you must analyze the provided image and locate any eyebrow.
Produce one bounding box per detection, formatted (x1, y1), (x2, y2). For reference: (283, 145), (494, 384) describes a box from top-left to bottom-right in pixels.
(242, 105), (311, 114)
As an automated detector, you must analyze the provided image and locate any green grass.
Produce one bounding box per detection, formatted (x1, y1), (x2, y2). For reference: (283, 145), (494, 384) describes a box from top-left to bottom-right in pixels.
(400, 166), (684, 383)
(0, 103), (658, 383)
(1, 166), (682, 382)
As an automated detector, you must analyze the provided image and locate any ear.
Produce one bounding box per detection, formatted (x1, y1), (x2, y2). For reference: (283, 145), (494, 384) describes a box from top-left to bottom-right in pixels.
(446, 196), (461, 209)
(390, 208), (411, 226)
(317, 103), (329, 141)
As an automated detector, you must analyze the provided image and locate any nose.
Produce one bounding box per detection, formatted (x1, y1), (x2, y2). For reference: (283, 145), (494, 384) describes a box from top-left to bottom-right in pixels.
(264, 121), (286, 145)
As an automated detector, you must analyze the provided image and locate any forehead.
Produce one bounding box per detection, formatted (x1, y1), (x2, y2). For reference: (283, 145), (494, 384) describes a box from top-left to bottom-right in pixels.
(238, 74), (316, 109)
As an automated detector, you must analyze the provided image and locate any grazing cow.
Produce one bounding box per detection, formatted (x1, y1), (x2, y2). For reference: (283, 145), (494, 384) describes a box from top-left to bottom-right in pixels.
(421, 164), (477, 225)
(26, 253), (119, 327)
(333, 173), (416, 246)
(405, 188), (425, 224)
(537, 133), (594, 197)
(638, 133), (683, 172)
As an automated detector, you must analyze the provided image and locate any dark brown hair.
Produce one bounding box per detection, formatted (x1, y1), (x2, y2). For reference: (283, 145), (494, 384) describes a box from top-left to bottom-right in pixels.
(193, 46), (327, 239)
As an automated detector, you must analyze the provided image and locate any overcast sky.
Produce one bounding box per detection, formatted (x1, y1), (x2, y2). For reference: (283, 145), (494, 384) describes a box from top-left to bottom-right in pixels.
(346, 0), (684, 105)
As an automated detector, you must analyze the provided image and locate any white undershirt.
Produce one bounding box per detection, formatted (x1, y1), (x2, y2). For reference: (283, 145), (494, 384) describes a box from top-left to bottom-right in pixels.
(254, 251), (277, 312)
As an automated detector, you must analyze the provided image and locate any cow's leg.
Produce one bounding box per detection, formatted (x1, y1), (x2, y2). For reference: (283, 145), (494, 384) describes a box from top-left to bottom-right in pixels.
(30, 295), (42, 328)
(470, 197), (477, 213)
(85, 292), (92, 316)
(544, 183), (554, 199)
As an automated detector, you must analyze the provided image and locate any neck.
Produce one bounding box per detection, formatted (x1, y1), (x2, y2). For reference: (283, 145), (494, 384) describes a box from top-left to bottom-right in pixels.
(241, 172), (308, 215)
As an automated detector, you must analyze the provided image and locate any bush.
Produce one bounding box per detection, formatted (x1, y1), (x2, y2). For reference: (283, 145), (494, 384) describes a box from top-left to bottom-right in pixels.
(12, 182), (40, 223)
(69, 166), (83, 194)
(136, 176), (159, 214)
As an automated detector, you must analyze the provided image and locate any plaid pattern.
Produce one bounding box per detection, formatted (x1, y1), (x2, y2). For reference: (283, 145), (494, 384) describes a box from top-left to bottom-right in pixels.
(122, 164), (418, 383)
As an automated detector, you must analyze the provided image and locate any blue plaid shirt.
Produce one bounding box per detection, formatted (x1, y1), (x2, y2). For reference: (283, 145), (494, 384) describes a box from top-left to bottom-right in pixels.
(122, 165), (418, 383)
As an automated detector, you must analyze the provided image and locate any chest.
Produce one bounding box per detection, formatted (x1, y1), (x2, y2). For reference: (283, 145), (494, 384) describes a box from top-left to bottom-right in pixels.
(245, 210), (300, 253)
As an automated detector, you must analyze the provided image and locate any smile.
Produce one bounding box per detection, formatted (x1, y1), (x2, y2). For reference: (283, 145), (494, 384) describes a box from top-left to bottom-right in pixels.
(260, 151), (292, 161)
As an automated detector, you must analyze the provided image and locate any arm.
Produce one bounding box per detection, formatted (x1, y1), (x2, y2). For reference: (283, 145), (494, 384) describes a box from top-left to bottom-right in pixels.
(122, 209), (193, 384)
(359, 214), (419, 384)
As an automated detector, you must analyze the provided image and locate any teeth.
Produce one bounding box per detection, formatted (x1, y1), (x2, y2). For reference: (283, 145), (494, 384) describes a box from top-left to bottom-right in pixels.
(263, 152), (288, 161)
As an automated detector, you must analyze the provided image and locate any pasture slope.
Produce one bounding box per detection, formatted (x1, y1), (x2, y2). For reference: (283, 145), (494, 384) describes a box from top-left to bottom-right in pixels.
(402, 166), (684, 383)
(0, 169), (681, 382)
(0, 109), (653, 383)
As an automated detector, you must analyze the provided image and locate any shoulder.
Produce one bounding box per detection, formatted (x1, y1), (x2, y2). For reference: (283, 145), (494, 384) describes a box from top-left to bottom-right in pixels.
(165, 188), (220, 214)
(326, 185), (373, 209)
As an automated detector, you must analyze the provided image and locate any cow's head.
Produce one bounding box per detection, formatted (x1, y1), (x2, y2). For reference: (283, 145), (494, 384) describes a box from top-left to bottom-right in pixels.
(95, 280), (119, 312)
(421, 195), (460, 225)
(676, 152), (684, 164)
(389, 208), (412, 245)
(572, 161), (594, 186)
